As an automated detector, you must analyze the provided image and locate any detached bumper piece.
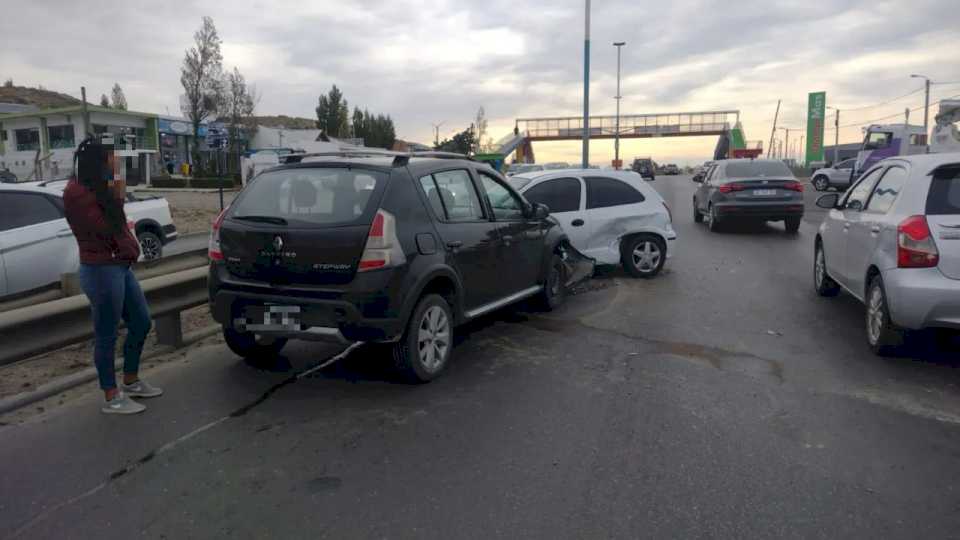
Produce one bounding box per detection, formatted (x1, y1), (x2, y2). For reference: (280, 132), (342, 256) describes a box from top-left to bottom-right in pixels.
(559, 240), (595, 288)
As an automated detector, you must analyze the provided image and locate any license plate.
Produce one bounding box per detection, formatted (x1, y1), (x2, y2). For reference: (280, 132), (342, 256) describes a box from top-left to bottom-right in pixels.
(753, 189), (776, 196)
(240, 305), (301, 332)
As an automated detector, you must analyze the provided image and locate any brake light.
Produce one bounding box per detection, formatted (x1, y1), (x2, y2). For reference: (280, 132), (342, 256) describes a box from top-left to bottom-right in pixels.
(718, 183), (746, 193)
(662, 202), (673, 223)
(784, 181), (805, 192)
(897, 215), (939, 268)
(208, 207), (228, 261)
(358, 210), (405, 272)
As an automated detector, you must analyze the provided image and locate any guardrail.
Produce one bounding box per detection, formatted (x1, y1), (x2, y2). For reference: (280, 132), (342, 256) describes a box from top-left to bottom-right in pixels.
(0, 254), (209, 367)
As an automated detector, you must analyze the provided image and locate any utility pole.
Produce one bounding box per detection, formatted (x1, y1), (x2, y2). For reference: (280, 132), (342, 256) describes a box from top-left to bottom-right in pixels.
(80, 86), (90, 137)
(582, 0), (591, 169)
(613, 41), (625, 169)
(768, 100), (781, 158)
(911, 74), (931, 153)
(798, 135), (805, 166)
(827, 106), (839, 165)
(431, 121), (445, 147)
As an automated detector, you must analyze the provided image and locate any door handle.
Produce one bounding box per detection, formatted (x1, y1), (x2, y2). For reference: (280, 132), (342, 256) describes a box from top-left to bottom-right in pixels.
(871, 226), (881, 233)
(56, 228), (74, 238)
(501, 235), (513, 245)
(445, 240), (463, 250)
(571, 219), (585, 227)
(843, 223), (851, 230)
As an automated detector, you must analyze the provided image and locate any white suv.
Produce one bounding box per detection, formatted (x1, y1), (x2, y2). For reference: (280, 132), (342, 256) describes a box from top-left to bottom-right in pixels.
(813, 153), (960, 354)
(510, 169), (677, 277)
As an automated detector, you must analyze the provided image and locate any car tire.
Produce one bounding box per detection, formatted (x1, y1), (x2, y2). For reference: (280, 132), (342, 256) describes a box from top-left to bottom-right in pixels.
(706, 204), (722, 232)
(785, 216), (801, 234)
(814, 242), (840, 297)
(223, 327), (288, 362)
(537, 254), (566, 310)
(622, 234), (666, 278)
(865, 275), (905, 356)
(693, 198), (703, 223)
(813, 175), (830, 191)
(137, 231), (163, 261)
(393, 294), (453, 383)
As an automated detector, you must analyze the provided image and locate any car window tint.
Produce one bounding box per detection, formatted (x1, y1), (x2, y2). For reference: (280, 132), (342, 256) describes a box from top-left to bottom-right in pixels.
(478, 172), (524, 220)
(866, 166), (907, 214)
(585, 177), (645, 209)
(837, 159), (854, 169)
(232, 167), (385, 227)
(725, 161), (793, 178)
(418, 175), (447, 219)
(523, 177), (581, 213)
(430, 170), (485, 221)
(0, 192), (63, 232)
(843, 167), (883, 209)
(926, 166), (960, 215)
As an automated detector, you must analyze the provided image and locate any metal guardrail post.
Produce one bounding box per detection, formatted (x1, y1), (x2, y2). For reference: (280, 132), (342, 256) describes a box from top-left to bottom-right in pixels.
(155, 312), (183, 347)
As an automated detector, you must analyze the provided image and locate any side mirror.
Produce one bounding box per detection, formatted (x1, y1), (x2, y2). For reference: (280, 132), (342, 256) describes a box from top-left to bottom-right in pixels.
(815, 193), (840, 209)
(534, 202), (550, 219)
(692, 175), (703, 183)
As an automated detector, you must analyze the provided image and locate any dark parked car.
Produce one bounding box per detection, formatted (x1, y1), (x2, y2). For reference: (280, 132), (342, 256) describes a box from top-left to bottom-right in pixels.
(632, 158), (656, 181)
(208, 152), (588, 381)
(692, 158), (805, 233)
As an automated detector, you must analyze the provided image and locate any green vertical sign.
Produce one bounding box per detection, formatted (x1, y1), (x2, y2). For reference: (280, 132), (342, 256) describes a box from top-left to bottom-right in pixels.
(805, 91), (826, 164)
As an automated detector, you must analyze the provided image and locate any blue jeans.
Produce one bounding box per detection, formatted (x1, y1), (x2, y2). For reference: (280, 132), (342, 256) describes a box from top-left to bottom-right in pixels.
(78, 264), (152, 390)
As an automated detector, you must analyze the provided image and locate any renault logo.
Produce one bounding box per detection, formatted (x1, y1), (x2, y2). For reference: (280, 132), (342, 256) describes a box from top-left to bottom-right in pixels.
(273, 236), (284, 251)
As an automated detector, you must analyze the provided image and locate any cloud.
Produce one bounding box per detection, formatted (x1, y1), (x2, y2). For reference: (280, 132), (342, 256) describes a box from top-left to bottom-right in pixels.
(2, 0), (958, 164)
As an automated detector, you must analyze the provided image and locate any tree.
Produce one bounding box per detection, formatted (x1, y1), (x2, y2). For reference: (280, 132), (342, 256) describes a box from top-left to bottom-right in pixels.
(99, 94), (110, 108)
(315, 85), (349, 138)
(2, 79), (12, 88)
(351, 108), (396, 149)
(474, 107), (488, 153)
(180, 15), (224, 171)
(110, 83), (127, 110)
(224, 66), (259, 172)
(435, 126), (476, 155)
(352, 107), (365, 140)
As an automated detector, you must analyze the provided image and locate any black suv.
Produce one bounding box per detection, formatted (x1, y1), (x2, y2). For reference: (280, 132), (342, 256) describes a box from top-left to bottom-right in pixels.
(631, 158), (655, 181)
(208, 152), (585, 381)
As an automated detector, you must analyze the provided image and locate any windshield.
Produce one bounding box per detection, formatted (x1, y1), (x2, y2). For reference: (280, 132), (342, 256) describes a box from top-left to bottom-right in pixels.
(229, 167), (386, 227)
(725, 161), (793, 178)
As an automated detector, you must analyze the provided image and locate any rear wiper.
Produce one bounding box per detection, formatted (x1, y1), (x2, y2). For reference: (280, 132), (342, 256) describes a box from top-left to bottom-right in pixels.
(232, 215), (288, 226)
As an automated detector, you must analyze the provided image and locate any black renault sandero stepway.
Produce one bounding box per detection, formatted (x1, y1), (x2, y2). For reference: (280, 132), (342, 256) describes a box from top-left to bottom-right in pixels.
(208, 151), (591, 382)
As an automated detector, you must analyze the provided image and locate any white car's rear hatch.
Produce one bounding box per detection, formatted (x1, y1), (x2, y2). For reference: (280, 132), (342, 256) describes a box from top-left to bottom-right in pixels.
(926, 165), (960, 279)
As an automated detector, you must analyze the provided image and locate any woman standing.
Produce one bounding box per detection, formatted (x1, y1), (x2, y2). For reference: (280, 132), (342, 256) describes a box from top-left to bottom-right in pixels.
(64, 138), (162, 414)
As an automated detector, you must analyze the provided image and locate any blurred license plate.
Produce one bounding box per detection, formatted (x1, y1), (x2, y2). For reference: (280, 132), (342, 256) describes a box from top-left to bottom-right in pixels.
(753, 189), (776, 196)
(242, 305), (301, 331)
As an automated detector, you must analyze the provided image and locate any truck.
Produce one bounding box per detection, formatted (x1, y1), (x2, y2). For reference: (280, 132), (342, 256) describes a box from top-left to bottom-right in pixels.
(854, 100), (960, 177)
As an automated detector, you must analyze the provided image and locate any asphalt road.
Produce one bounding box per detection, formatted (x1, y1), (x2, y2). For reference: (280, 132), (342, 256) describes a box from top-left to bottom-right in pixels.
(3, 175), (960, 539)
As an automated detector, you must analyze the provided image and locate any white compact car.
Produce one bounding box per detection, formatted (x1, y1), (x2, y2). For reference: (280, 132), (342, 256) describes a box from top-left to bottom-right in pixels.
(0, 182), (177, 298)
(814, 153), (960, 354)
(511, 169), (677, 277)
(811, 158), (857, 191)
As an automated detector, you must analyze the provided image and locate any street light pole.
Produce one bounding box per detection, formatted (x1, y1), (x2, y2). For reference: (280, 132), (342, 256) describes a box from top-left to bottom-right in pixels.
(911, 74), (931, 153)
(827, 106), (839, 165)
(613, 41), (625, 169)
(431, 121), (445, 147)
(582, 0), (591, 169)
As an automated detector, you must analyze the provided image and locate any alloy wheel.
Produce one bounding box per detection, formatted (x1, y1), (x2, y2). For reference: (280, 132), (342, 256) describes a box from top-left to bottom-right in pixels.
(417, 305), (450, 372)
(867, 285), (884, 345)
(632, 241), (662, 273)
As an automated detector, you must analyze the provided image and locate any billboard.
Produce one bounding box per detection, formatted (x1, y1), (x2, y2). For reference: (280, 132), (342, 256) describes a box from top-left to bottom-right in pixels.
(805, 91), (826, 164)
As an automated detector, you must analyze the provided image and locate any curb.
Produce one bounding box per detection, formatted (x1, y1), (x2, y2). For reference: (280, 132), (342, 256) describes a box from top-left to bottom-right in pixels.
(0, 325), (221, 415)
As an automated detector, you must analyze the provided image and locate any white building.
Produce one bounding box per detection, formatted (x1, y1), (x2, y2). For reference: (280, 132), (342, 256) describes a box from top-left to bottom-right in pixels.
(0, 105), (159, 184)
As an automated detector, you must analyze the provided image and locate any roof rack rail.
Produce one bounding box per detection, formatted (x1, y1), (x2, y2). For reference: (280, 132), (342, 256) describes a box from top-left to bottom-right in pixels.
(280, 149), (475, 167)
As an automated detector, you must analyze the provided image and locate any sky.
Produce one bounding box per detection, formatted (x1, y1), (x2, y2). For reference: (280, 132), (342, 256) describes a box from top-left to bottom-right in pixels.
(3, 0), (960, 166)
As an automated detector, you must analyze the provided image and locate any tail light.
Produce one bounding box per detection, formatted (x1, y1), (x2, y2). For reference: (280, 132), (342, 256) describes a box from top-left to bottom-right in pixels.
(358, 209), (406, 272)
(662, 202), (673, 223)
(718, 183), (746, 194)
(897, 215), (939, 268)
(208, 207), (228, 261)
(784, 181), (805, 192)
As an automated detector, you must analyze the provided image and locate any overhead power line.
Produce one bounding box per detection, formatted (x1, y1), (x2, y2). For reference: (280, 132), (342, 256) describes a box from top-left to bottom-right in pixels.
(825, 92), (960, 131)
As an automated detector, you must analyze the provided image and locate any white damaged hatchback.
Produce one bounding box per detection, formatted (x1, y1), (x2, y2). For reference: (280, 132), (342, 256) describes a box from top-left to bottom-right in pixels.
(510, 169), (677, 277)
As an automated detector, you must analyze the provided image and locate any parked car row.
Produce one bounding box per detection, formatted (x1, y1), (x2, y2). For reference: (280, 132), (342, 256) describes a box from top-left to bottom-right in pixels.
(207, 153), (675, 382)
(0, 182), (178, 298)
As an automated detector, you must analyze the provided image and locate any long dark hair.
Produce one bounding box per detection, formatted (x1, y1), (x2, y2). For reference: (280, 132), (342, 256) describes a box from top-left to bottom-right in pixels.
(75, 136), (126, 233)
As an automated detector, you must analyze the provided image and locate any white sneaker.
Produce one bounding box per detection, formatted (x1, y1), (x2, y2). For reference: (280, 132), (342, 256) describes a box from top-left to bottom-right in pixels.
(121, 379), (163, 398)
(101, 391), (146, 415)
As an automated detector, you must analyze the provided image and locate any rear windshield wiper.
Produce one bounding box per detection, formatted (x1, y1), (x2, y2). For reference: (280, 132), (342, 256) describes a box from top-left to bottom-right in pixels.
(232, 215), (289, 226)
